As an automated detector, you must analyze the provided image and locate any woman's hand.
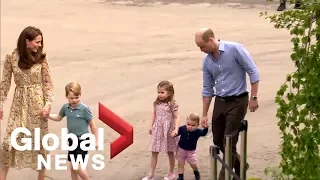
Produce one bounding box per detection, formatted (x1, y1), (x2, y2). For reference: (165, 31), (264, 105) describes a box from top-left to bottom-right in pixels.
(41, 106), (50, 118)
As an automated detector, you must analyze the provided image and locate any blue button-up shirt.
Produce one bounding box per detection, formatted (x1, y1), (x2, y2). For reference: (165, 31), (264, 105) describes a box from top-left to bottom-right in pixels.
(202, 40), (260, 97)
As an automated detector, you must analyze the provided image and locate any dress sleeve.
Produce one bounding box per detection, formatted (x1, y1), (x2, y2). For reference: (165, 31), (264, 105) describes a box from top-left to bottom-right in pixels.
(41, 58), (54, 108)
(170, 101), (179, 112)
(0, 53), (13, 108)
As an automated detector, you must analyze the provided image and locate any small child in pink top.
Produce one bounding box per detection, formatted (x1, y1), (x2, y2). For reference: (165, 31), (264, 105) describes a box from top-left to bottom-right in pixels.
(171, 113), (208, 180)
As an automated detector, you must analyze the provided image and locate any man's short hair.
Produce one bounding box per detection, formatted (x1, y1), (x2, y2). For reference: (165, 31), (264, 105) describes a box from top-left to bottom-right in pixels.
(202, 29), (215, 43)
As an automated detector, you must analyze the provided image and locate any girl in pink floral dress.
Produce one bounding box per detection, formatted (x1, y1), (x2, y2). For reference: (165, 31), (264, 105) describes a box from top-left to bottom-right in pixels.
(142, 81), (180, 180)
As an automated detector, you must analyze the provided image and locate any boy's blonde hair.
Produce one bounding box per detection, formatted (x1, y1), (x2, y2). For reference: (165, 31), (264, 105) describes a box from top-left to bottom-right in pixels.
(65, 82), (81, 96)
(187, 113), (200, 125)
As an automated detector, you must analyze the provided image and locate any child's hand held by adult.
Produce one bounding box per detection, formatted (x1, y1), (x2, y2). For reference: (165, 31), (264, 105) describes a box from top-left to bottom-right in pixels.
(41, 110), (49, 118)
(201, 116), (208, 127)
(40, 109), (46, 117)
(41, 107), (50, 118)
(202, 123), (208, 128)
(173, 129), (178, 135)
(170, 131), (177, 137)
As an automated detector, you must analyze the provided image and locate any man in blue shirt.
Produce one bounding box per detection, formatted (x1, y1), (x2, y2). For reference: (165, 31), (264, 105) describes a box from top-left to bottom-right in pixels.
(195, 28), (260, 180)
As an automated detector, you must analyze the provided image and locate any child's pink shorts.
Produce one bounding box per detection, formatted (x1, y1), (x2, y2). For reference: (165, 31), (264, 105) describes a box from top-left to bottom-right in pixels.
(176, 147), (197, 165)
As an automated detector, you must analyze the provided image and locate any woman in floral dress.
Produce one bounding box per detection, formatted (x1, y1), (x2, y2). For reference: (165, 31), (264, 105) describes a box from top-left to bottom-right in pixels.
(0, 26), (54, 180)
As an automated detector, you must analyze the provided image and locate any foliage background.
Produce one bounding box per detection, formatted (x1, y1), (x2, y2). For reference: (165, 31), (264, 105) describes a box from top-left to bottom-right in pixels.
(262, 0), (320, 179)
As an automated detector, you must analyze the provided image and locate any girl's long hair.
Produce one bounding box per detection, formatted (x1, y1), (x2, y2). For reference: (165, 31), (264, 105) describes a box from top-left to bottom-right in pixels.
(153, 80), (175, 106)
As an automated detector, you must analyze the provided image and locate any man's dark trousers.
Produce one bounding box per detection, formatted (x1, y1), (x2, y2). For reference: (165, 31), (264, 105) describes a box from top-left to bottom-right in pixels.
(211, 92), (249, 180)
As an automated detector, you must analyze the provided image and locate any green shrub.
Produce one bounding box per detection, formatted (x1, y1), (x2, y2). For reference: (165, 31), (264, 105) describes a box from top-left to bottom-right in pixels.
(261, 0), (320, 179)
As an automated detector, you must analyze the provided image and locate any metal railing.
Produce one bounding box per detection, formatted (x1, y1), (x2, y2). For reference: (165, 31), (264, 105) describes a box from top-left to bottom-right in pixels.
(210, 120), (248, 180)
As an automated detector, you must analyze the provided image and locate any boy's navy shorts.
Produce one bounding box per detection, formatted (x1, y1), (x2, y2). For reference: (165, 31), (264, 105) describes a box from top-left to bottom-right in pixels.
(67, 137), (90, 162)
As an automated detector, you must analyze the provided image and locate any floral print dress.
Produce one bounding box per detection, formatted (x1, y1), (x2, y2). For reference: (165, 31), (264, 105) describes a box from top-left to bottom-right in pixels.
(0, 50), (54, 170)
(149, 102), (179, 153)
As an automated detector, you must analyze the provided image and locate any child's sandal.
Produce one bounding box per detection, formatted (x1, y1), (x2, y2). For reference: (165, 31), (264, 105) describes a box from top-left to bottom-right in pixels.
(142, 175), (155, 180)
(163, 173), (175, 180)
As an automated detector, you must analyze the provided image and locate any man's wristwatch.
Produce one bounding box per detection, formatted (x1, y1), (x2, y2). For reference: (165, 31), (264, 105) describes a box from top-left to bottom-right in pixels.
(251, 96), (258, 100)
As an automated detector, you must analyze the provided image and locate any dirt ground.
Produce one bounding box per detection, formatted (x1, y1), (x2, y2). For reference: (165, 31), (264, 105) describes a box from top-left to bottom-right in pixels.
(0, 0), (295, 179)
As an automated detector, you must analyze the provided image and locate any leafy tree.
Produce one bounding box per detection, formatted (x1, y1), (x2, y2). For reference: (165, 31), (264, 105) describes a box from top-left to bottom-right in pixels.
(261, 0), (320, 179)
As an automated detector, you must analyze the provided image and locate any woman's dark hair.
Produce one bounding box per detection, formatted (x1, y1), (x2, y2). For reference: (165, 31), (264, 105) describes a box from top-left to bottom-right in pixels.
(17, 26), (46, 69)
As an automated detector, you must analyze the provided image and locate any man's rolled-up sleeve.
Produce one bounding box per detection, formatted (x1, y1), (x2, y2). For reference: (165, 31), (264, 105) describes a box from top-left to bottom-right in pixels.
(202, 58), (215, 97)
(234, 45), (260, 84)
